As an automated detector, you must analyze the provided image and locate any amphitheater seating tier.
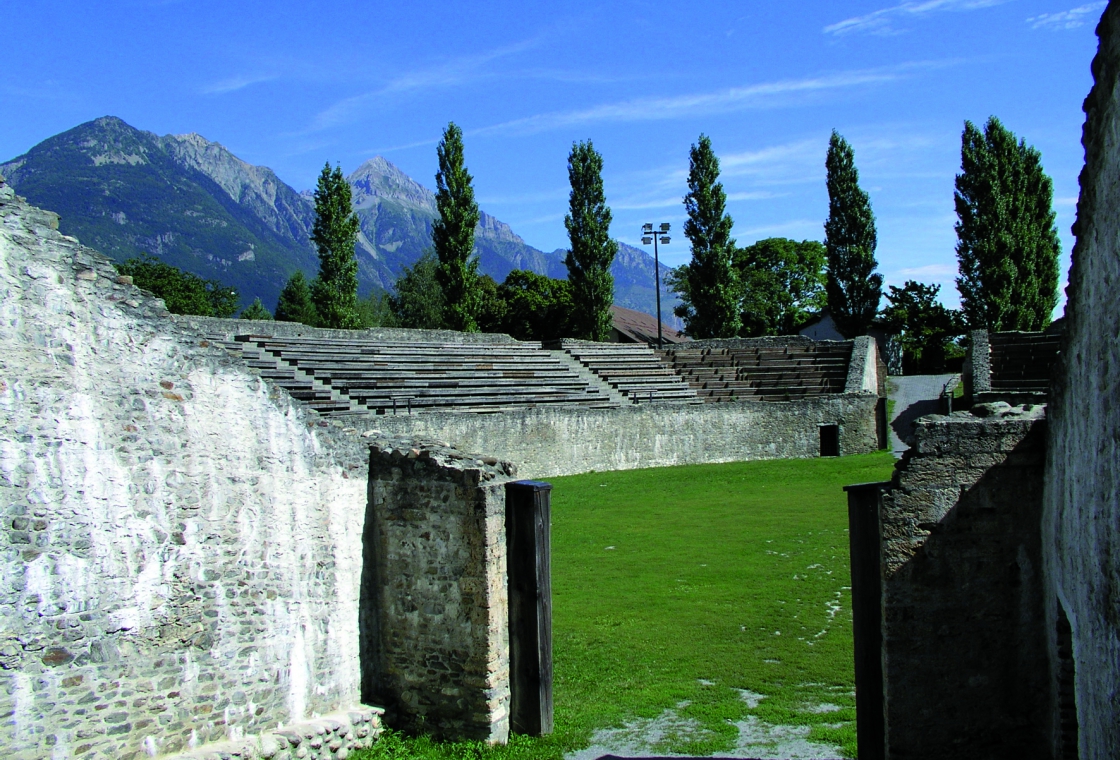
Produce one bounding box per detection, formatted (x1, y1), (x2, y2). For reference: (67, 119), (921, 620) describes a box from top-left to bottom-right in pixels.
(988, 332), (1062, 394)
(218, 336), (621, 416)
(663, 342), (852, 402)
(557, 341), (700, 403)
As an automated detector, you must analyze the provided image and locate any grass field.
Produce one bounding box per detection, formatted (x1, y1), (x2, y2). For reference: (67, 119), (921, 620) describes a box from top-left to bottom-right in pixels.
(354, 452), (897, 760)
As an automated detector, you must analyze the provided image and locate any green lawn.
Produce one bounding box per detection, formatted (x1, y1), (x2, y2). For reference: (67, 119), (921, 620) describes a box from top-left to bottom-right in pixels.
(355, 452), (897, 760)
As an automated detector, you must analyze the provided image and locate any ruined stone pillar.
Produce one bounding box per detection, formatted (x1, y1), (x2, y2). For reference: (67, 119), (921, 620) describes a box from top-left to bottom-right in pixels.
(361, 438), (515, 743)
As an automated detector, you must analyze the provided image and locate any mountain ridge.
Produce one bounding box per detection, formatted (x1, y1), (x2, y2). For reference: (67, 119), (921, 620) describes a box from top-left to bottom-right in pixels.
(1, 116), (681, 327)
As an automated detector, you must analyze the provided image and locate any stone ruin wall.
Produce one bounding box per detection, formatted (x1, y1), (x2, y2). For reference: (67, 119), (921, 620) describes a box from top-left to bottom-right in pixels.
(362, 442), (514, 742)
(367, 392), (878, 480)
(879, 405), (1050, 759)
(872, 6), (1120, 757)
(0, 181), (376, 758)
(1042, 4), (1120, 756)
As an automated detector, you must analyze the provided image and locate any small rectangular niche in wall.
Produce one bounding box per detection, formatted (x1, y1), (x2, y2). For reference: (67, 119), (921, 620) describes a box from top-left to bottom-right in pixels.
(820, 424), (840, 457)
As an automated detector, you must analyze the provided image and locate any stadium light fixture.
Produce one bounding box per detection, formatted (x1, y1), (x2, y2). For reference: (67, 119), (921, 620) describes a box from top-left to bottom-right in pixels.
(639, 222), (671, 349)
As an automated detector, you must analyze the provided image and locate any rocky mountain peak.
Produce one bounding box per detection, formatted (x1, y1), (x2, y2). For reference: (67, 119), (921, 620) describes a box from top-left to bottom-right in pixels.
(349, 156), (435, 210)
(160, 131), (295, 209)
(75, 116), (155, 168)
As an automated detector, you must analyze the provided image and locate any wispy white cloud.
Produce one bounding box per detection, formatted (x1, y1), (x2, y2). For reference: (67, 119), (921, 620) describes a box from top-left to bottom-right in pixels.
(381, 39), (539, 95)
(357, 137), (441, 156)
(300, 39), (539, 134)
(894, 262), (958, 279)
(1027, 2), (1106, 29)
(473, 64), (937, 137)
(201, 74), (277, 95)
(824, 0), (1009, 37)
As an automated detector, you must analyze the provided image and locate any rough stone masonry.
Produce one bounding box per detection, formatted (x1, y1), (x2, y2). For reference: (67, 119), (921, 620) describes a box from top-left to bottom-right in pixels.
(362, 440), (515, 742)
(0, 174), (376, 758)
(1042, 3), (1120, 755)
(879, 403), (1050, 759)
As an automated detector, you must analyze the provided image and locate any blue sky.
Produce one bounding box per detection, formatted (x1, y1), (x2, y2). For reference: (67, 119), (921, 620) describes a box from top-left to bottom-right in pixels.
(1, 1), (1104, 308)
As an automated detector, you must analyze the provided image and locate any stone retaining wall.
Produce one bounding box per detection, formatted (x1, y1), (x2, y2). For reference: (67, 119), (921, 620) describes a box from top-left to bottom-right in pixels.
(0, 178), (374, 758)
(879, 404), (1050, 759)
(366, 393), (880, 479)
(163, 707), (383, 760)
(1042, 5), (1120, 756)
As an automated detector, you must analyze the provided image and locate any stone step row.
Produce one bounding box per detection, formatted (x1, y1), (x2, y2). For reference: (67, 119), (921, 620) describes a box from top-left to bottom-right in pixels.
(226, 336), (620, 415)
(560, 340), (700, 404)
(662, 341), (852, 403)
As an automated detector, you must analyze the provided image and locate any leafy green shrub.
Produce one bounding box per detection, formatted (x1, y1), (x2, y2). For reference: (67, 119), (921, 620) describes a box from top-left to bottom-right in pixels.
(115, 254), (238, 317)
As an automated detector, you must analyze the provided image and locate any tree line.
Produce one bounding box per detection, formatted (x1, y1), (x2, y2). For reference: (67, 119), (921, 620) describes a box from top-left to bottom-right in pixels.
(116, 115), (1061, 373)
(669, 117), (1061, 373)
(266, 125), (623, 342)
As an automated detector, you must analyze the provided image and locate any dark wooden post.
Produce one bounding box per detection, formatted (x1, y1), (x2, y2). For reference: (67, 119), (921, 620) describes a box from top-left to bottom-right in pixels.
(844, 481), (888, 760)
(876, 396), (889, 449)
(505, 480), (553, 736)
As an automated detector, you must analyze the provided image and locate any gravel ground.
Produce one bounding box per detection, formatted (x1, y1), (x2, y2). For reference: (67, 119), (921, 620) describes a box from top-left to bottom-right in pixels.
(565, 703), (845, 760)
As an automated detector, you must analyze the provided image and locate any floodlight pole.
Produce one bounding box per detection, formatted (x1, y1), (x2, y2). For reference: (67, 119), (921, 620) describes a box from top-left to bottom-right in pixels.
(641, 223), (671, 349)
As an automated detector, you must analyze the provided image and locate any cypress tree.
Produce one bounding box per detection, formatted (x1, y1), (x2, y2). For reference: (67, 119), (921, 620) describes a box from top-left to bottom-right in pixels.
(432, 122), (482, 332)
(310, 162), (361, 329)
(564, 140), (618, 341)
(954, 117), (1061, 331)
(824, 131), (882, 338)
(673, 134), (740, 338)
(274, 270), (319, 325)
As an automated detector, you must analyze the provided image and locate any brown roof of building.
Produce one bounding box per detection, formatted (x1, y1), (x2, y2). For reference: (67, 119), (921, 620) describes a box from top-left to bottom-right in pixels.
(610, 305), (688, 345)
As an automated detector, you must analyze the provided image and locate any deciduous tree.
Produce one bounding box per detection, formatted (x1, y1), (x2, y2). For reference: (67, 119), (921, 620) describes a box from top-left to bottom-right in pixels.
(390, 250), (444, 329)
(310, 162), (361, 329)
(671, 134), (740, 338)
(880, 280), (965, 374)
(356, 290), (396, 329)
(954, 117), (1061, 331)
(564, 140), (617, 341)
(432, 122), (482, 331)
(735, 238), (827, 336)
(498, 270), (574, 341)
(824, 131), (882, 337)
(115, 254), (238, 317)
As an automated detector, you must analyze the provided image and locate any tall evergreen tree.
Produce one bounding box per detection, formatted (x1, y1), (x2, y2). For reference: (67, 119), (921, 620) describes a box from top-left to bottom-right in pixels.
(564, 140), (617, 341)
(671, 134), (740, 338)
(824, 131), (882, 338)
(432, 122), (482, 332)
(240, 297), (273, 320)
(274, 270), (319, 325)
(954, 117), (1061, 331)
(310, 162), (361, 329)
